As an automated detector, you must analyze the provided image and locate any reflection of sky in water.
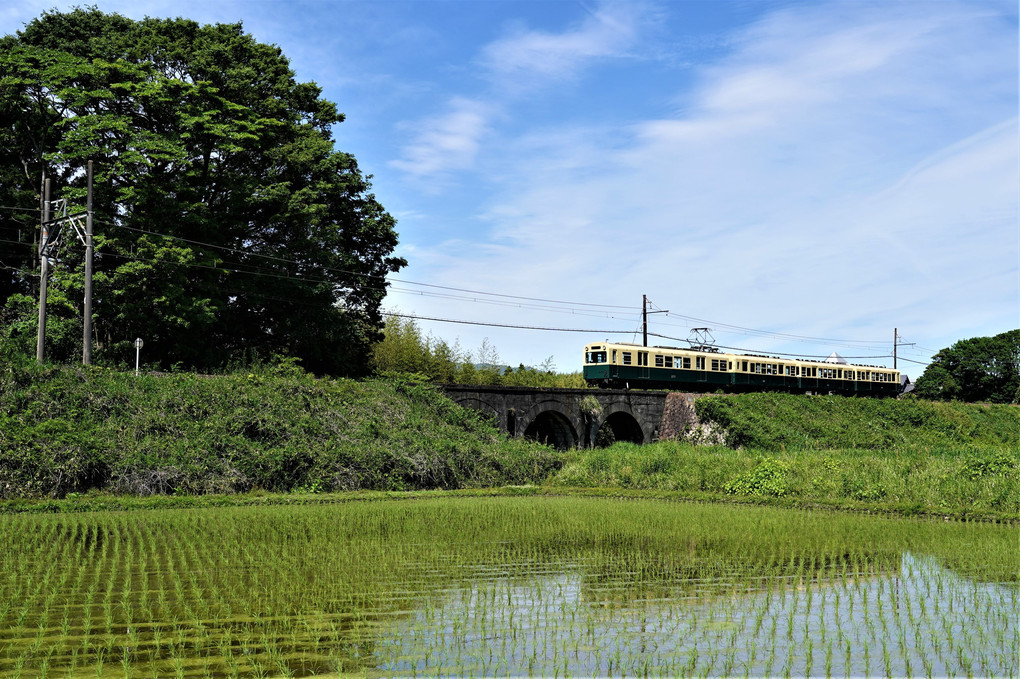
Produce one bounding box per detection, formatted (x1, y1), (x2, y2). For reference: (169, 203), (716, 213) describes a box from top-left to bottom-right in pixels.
(370, 553), (1019, 677)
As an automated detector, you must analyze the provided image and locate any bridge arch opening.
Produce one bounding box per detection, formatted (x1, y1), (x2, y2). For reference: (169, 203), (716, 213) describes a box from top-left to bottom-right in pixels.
(595, 411), (644, 447)
(524, 411), (577, 450)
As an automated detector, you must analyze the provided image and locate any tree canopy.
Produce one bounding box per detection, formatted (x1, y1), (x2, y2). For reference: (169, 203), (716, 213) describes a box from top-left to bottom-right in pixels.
(912, 329), (1020, 403)
(0, 8), (404, 374)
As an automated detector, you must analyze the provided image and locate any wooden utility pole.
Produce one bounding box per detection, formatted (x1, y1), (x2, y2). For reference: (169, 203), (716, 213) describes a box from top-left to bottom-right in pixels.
(83, 161), (94, 365)
(36, 177), (51, 363)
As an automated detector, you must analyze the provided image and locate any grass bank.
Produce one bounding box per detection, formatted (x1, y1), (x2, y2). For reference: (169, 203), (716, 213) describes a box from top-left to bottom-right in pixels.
(694, 391), (1020, 450)
(550, 443), (1020, 520)
(0, 363), (559, 498)
(550, 392), (1020, 520)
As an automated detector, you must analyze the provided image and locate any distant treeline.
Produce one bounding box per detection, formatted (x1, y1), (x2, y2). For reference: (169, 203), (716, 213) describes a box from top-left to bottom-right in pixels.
(913, 329), (1019, 404)
(371, 315), (586, 388)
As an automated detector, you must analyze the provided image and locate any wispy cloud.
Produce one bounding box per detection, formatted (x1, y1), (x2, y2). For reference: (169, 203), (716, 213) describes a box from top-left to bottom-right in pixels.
(389, 98), (493, 183)
(479, 2), (644, 86)
(392, 1), (1017, 366)
(390, 1), (650, 183)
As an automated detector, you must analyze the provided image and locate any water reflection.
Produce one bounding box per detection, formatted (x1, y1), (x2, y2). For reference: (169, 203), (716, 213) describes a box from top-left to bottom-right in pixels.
(370, 553), (1019, 677)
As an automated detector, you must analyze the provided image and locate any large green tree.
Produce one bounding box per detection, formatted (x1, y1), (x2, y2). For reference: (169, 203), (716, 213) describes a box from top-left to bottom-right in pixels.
(913, 329), (1020, 403)
(0, 8), (404, 374)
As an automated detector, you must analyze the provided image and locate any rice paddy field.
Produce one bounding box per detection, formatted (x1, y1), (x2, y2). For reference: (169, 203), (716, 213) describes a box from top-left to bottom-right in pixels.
(0, 496), (1017, 678)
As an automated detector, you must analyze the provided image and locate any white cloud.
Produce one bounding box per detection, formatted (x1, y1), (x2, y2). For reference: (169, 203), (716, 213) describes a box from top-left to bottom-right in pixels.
(389, 98), (494, 183)
(389, 1), (651, 184)
(398, 1), (1017, 368)
(479, 1), (643, 86)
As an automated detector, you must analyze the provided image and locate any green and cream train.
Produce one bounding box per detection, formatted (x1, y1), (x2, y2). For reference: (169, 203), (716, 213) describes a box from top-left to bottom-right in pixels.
(583, 342), (901, 396)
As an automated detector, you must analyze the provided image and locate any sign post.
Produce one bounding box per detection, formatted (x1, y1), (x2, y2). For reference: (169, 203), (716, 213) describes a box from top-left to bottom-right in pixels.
(135, 338), (144, 376)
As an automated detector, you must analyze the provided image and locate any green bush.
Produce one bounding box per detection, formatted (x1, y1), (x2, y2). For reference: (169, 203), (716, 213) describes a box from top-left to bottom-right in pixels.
(0, 363), (561, 498)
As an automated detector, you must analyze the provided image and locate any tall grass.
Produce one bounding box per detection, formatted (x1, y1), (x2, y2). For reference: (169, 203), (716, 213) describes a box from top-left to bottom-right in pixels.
(551, 441), (1020, 519)
(0, 364), (560, 498)
(694, 392), (1020, 450)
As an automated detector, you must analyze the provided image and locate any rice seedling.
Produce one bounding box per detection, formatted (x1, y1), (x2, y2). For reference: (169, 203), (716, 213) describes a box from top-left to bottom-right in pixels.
(0, 497), (1016, 677)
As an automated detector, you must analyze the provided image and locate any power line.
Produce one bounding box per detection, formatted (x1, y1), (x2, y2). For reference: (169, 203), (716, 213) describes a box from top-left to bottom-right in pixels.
(382, 311), (636, 334)
(105, 220), (635, 311)
(17, 219), (925, 353)
(100, 221), (909, 346)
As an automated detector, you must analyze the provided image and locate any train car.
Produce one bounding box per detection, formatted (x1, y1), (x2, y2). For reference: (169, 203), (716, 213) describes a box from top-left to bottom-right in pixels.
(583, 341), (901, 396)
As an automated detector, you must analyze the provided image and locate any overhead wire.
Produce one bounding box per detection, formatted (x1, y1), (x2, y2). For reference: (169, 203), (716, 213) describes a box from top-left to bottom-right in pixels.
(104, 220), (635, 311)
(100, 221), (906, 347)
(382, 311), (637, 334)
(5, 219), (921, 359)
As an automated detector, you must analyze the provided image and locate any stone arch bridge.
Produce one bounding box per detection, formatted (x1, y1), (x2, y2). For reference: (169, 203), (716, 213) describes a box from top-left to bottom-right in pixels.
(442, 385), (700, 449)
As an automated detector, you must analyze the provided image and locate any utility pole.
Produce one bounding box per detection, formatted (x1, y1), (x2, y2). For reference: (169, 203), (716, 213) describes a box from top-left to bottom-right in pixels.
(643, 294), (648, 347)
(642, 295), (668, 347)
(83, 161), (94, 365)
(893, 327), (897, 370)
(36, 177), (51, 363)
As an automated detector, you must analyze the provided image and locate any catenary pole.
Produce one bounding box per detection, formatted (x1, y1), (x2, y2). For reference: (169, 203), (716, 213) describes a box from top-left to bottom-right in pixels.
(642, 294), (647, 347)
(893, 327), (897, 370)
(36, 177), (51, 363)
(83, 161), (93, 365)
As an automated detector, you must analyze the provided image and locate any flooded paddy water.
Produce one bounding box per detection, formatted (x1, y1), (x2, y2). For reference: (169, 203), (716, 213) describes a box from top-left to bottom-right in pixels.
(0, 496), (1016, 677)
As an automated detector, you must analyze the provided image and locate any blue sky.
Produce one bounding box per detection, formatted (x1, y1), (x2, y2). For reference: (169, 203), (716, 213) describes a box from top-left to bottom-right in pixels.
(4, 0), (1017, 375)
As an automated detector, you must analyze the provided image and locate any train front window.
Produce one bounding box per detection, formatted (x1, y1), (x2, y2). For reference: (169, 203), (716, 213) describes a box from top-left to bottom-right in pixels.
(586, 351), (607, 364)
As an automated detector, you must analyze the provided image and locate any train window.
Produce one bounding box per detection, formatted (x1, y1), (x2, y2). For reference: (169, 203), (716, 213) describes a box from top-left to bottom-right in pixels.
(696, 356), (705, 370)
(622, 352), (632, 365)
(612, 350), (617, 363)
(655, 355), (664, 367)
(638, 352), (649, 366)
(682, 357), (691, 369)
(742, 361), (748, 372)
(729, 362), (733, 370)
(586, 351), (607, 364)
(665, 356), (673, 368)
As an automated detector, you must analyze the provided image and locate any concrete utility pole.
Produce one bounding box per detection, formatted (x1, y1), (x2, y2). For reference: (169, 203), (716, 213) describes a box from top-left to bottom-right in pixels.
(894, 327), (897, 370)
(641, 295), (668, 347)
(36, 177), (51, 363)
(83, 161), (94, 365)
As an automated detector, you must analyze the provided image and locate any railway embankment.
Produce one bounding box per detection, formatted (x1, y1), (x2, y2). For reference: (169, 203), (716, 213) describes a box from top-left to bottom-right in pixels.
(551, 391), (1020, 521)
(0, 362), (559, 501)
(1, 361), (1017, 520)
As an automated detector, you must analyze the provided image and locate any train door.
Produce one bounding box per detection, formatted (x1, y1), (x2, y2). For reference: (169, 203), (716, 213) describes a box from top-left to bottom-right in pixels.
(637, 351), (649, 379)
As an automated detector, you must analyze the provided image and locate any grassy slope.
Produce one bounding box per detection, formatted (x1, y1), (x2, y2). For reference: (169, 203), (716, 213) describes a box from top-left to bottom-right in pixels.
(694, 391), (1020, 451)
(550, 393), (1020, 520)
(3, 367), (1018, 521)
(0, 363), (559, 499)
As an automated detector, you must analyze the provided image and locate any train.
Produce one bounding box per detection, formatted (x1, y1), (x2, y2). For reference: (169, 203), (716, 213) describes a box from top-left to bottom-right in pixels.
(583, 341), (901, 396)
